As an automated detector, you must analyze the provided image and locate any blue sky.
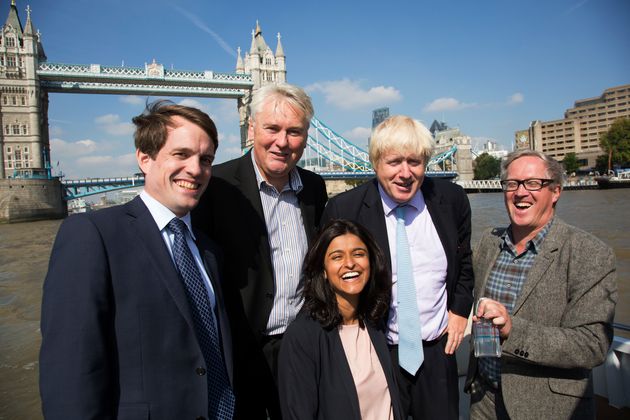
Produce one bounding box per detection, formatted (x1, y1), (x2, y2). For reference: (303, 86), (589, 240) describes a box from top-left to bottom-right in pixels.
(13, 0), (630, 178)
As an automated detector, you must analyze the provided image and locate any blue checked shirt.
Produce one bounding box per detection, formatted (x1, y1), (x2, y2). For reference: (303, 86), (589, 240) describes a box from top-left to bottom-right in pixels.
(252, 154), (309, 335)
(478, 219), (553, 386)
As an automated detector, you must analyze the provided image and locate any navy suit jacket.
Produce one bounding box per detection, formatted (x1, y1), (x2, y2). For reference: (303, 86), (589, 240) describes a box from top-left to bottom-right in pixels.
(320, 177), (473, 319)
(192, 152), (327, 418)
(40, 196), (233, 420)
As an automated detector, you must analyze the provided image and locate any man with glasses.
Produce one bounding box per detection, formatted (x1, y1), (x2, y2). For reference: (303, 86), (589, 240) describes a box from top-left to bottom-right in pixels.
(465, 150), (617, 419)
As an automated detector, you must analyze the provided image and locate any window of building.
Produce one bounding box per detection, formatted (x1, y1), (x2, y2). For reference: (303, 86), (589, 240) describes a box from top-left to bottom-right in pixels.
(4, 125), (9, 135)
(14, 149), (21, 161)
(21, 125), (27, 134)
(7, 56), (15, 67)
(6, 36), (15, 48)
(6, 146), (11, 153)
(12, 124), (19, 134)
(12, 96), (16, 105)
(20, 96), (25, 105)
(19, 57), (23, 67)
(6, 160), (12, 168)
(24, 146), (28, 153)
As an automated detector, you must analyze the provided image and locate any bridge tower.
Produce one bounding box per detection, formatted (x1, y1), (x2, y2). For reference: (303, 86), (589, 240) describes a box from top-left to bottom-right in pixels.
(0, 0), (49, 179)
(235, 21), (287, 149)
(0, 2), (65, 222)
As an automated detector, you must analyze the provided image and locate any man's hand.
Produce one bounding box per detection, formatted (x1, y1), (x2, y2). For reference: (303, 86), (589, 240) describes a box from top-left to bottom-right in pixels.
(444, 311), (468, 354)
(474, 298), (512, 339)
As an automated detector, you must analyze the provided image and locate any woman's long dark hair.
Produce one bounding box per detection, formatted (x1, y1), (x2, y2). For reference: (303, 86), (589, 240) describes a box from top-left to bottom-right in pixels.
(301, 219), (391, 329)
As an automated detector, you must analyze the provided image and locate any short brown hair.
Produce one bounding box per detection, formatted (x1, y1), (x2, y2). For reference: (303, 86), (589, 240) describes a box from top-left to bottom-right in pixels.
(132, 100), (218, 158)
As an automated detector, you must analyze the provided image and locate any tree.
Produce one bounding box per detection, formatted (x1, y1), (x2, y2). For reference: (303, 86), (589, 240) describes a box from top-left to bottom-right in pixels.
(474, 153), (501, 180)
(595, 154), (609, 175)
(600, 118), (630, 172)
(562, 152), (580, 175)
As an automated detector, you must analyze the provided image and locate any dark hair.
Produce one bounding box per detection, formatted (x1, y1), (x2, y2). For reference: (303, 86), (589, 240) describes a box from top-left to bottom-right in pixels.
(302, 219), (391, 329)
(132, 100), (218, 158)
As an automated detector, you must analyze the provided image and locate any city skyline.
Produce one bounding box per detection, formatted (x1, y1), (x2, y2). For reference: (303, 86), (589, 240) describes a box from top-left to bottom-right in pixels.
(15, 0), (630, 178)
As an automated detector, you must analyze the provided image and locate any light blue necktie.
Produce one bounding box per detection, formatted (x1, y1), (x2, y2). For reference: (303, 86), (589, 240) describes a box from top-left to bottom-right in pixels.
(168, 218), (235, 420)
(396, 206), (424, 375)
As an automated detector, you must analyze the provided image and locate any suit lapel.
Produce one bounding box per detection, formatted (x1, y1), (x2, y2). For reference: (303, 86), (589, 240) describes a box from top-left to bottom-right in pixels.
(359, 180), (391, 267)
(422, 179), (452, 262)
(512, 222), (561, 314)
(475, 231), (503, 299)
(125, 197), (196, 330)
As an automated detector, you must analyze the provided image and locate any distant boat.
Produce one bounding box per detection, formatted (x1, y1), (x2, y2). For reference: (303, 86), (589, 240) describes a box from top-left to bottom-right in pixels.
(595, 169), (630, 189)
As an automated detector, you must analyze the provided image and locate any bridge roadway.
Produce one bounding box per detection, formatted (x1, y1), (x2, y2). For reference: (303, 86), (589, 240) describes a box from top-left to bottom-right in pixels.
(60, 174), (600, 200)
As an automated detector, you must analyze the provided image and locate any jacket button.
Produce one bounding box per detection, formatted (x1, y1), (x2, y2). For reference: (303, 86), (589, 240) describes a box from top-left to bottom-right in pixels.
(514, 348), (520, 354)
(196, 367), (206, 376)
(519, 350), (525, 356)
(524, 352), (529, 358)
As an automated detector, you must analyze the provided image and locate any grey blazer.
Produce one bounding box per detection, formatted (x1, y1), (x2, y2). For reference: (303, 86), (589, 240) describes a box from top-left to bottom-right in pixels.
(465, 218), (617, 420)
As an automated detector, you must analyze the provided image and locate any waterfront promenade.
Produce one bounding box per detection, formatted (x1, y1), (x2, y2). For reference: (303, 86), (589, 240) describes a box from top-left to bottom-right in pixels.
(1, 189), (629, 419)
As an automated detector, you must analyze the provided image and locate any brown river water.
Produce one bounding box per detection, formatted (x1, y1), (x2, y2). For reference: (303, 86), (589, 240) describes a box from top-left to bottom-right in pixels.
(1, 189), (629, 419)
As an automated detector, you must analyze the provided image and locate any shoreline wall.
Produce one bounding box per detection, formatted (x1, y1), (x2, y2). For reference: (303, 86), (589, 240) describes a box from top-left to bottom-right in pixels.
(0, 179), (67, 223)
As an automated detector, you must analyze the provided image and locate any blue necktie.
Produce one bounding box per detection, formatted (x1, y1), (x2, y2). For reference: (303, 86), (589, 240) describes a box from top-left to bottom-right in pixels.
(168, 218), (235, 419)
(396, 206), (424, 375)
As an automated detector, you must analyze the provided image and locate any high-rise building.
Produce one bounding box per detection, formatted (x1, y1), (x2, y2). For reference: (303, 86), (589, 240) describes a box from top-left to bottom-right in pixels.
(372, 107), (390, 129)
(515, 84), (630, 168)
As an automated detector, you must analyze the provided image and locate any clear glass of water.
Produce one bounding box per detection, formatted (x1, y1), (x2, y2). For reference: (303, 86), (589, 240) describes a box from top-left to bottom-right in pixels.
(473, 300), (501, 357)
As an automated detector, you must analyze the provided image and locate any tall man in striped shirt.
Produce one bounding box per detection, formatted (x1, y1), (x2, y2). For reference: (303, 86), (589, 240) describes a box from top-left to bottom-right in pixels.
(465, 150), (616, 419)
(192, 83), (328, 419)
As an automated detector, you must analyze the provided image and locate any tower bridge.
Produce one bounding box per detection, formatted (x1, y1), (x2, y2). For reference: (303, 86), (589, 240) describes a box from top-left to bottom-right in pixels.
(0, 1), (473, 220)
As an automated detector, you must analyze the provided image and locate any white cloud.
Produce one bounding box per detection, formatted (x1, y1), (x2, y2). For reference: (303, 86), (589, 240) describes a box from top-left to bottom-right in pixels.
(342, 126), (372, 143)
(74, 153), (138, 175)
(507, 92), (524, 105)
(50, 138), (98, 157)
(120, 95), (145, 105)
(94, 114), (135, 136)
(305, 79), (402, 110)
(423, 97), (476, 112)
(565, 0), (589, 14)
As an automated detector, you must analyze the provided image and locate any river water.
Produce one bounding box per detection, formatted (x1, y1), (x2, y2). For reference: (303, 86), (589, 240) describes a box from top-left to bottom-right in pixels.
(1, 189), (629, 418)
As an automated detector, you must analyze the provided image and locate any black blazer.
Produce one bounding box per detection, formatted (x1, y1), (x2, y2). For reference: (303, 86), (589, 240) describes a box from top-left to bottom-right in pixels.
(192, 152), (328, 418)
(321, 177), (473, 318)
(40, 196), (232, 420)
(278, 312), (404, 420)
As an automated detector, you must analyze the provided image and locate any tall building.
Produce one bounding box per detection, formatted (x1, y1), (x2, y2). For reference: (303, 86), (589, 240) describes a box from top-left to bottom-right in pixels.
(432, 125), (474, 181)
(372, 107), (390, 129)
(235, 21), (287, 149)
(515, 84), (630, 168)
(0, 1), (48, 179)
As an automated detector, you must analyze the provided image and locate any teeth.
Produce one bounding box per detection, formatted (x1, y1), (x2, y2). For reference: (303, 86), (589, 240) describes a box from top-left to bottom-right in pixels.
(176, 181), (198, 190)
(515, 203), (531, 209)
(342, 272), (360, 280)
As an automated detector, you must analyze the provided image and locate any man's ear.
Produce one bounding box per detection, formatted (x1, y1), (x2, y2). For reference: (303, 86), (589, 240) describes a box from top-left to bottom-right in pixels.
(136, 149), (152, 174)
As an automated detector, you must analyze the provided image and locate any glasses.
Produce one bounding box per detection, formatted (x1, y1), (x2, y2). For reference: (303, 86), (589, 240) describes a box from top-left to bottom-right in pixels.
(500, 178), (554, 191)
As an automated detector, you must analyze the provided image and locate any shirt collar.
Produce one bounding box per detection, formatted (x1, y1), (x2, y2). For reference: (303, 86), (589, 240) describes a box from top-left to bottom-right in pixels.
(502, 217), (554, 254)
(251, 151), (303, 193)
(378, 182), (424, 217)
(140, 190), (195, 239)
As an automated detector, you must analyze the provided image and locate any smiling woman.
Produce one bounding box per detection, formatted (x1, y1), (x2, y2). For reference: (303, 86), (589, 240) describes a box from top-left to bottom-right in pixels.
(278, 219), (405, 420)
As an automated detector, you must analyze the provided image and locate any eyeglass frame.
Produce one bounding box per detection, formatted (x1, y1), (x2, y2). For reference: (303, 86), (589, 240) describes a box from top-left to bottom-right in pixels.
(500, 178), (555, 192)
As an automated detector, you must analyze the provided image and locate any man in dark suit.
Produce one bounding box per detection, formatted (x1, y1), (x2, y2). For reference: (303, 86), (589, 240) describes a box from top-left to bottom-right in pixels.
(40, 101), (235, 419)
(321, 115), (473, 419)
(192, 83), (327, 419)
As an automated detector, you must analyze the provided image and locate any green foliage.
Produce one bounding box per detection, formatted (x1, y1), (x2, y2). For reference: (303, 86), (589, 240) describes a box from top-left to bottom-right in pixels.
(600, 118), (630, 171)
(595, 155), (609, 175)
(562, 152), (580, 175)
(473, 153), (501, 180)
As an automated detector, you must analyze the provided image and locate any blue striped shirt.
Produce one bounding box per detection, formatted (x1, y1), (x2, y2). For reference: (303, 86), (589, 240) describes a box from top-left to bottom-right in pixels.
(252, 154), (308, 335)
(478, 219), (553, 386)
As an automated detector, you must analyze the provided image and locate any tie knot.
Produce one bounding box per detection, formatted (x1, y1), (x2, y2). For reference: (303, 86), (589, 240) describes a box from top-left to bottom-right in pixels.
(395, 205), (406, 221)
(167, 217), (188, 236)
